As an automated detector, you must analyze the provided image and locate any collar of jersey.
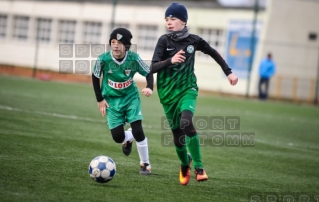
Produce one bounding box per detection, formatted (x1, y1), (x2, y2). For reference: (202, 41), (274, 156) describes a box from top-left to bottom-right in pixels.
(110, 51), (128, 65)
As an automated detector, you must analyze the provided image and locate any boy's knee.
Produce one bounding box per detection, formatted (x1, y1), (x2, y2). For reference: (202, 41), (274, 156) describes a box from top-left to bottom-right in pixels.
(180, 118), (191, 129)
(132, 127), (145, 142)
(112, 133), (125, 143)
(131, 120), (145, 142)
(180, 110), (196, 137)
(110, 126), (125, 143)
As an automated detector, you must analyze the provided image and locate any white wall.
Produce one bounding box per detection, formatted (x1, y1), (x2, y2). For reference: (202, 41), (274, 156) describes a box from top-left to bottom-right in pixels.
(10, 0), (319, 99)
(250, 0), (319, 98)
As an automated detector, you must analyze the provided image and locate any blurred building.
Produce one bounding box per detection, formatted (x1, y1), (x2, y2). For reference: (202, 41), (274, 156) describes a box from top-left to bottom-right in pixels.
(0, 0), (318, 103)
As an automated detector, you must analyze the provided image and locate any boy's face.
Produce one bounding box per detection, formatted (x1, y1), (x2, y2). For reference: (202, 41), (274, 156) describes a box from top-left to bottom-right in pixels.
(165, 17), (185, 31)
(110, 39), (126, 58)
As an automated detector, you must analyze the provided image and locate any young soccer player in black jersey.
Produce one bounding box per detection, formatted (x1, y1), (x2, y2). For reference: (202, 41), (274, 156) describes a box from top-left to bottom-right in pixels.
(151, 2), (238, 185)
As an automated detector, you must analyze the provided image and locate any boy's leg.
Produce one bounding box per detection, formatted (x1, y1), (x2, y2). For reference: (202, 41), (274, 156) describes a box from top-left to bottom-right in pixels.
(163, 102), (193, 185)
(172, 127), (192, 185)
(172, 128), (189, 167)
(179, 92), (208, 182)
(130, 121), (149, 162)
(126, 97), (151, 174)
(107, 99), (134, 156)
(180, 110), (203, 169)
(162, 103), (189, 166)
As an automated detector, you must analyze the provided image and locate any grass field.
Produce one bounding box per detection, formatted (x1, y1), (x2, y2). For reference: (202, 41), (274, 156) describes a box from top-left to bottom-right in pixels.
(0, 74), (319, 202)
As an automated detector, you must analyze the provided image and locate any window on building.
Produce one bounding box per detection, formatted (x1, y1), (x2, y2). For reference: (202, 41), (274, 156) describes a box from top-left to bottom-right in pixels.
(36, 18), (52, 43)
(0, 14), (7, 38)
(58, 20), (76, 44)
(198, 28), (225, 58)
(137, 25), (158, 51)
(13, 16), (29, 40)
(83, 21), (102, 44)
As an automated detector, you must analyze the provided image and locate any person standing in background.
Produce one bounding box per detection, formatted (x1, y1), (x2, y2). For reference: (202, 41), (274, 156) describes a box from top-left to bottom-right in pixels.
(258, 53), (276, 100)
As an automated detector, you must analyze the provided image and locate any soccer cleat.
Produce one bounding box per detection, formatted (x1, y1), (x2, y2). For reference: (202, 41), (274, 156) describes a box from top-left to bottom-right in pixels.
(122, 140), (133, 156)
(179, 153), (192, 185)
(194, 167), (208, 182)
(122, 128), (133, 156)
(139, 163), (151, 175)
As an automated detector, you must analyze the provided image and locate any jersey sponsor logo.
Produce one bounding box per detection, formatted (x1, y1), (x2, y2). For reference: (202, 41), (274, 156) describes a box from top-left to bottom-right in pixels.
(125, 69), (131, 76)
(187, 45), (194, 53)
(166, 47), (175, 51)
(108, 78), (133, 89)
(117, 33), (123, 40)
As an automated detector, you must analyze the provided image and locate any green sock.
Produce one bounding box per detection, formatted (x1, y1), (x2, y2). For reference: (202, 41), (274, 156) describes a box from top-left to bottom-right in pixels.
(186, 134), (203, 169)
(174, 145), (189, 166)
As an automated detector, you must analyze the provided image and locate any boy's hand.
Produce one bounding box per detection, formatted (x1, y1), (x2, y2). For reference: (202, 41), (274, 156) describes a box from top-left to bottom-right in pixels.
(142, 88), (153, 97)
(171, 50), (186, 64)
(98, 99), (109, 117)
(227, 73), (238, 86)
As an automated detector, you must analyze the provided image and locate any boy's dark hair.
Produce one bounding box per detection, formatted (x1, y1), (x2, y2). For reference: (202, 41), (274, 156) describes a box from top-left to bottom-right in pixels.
(109, 28), (132, 50)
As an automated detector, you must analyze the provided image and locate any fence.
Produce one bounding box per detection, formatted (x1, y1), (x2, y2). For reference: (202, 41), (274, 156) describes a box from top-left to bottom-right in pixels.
(269, 76), (318, 103)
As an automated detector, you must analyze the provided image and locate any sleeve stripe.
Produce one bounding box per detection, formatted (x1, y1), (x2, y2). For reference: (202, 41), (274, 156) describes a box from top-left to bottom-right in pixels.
(93, 59), (102, 78)
(137, 56), (150, 73)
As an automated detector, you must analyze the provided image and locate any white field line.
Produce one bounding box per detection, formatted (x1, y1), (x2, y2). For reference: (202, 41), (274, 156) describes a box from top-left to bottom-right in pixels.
(0, 105), (103, 122)
(0, 105), (153, 128)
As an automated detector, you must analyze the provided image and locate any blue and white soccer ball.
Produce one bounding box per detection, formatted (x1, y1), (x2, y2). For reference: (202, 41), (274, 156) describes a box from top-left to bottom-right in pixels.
(88, 155), (116, 183)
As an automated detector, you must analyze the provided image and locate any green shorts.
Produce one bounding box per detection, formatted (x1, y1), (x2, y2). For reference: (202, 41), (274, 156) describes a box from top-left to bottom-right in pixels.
(162, 90), (198, 130)
(105, 93), (143, 129)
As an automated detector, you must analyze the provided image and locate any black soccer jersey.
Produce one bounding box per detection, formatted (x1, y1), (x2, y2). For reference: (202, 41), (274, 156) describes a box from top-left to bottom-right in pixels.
(151, 34), (232, 104)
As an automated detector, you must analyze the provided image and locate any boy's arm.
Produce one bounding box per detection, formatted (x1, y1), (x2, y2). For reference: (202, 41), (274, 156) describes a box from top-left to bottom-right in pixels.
(145, 73), (154, 90)
(136, 55), (154, 97)
(92, 75), (103, 102)
(136, 56), (154, 90)
(92, 58), (104, 102)
(150, 36), (172, 73)
(142, 73), (154, 97)
(197, 38), (232, 76)
(198, 37), (238, 86)
(92, 58), (109, 116)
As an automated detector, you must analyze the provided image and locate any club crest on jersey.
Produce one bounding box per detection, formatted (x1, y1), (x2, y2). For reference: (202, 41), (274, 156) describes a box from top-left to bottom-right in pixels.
(108, 78), (133, 89)
(187, 45), (194, 53)
(125, 70), (131, 76)
(117, 34), (123, 40)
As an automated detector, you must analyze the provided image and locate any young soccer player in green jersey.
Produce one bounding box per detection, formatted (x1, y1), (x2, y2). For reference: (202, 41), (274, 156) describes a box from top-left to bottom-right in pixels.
(92, 28), (154, 174)
(151, 3), (239, 185)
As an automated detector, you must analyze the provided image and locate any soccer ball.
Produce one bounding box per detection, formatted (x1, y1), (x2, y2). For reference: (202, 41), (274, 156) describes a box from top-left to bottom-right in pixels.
(88, 155), (116, 183)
